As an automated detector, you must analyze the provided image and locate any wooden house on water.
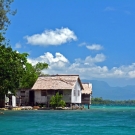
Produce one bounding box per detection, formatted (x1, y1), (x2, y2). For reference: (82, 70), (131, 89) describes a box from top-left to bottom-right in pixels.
(16, 75), (93, 109)
(30, 75), (83, 107)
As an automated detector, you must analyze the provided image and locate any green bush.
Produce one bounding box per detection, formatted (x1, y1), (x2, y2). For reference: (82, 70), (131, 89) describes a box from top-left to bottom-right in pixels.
(50, 92), (66, 109)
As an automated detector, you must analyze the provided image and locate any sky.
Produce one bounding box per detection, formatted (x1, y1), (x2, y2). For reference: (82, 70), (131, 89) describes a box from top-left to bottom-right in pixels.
(6, 0), (135, 87)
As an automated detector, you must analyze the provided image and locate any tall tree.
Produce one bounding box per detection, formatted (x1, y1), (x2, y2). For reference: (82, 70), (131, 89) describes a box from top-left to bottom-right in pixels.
(0, 0), (16, 34)
(0, 0), (48, 107)
(19, 62), (48, 89)
(34, 62), (48, 76)
(0, 0), (22, 107)
(0, 43), (28, 107)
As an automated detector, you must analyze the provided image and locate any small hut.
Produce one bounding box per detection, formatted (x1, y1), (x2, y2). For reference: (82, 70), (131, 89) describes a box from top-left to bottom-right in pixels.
(81, 83), (92, 109)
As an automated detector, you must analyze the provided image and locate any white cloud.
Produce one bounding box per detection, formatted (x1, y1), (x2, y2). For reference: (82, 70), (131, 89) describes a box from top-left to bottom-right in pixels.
(15, 43), (21, 48)
(128, 71), (135, 78)
(25, 28), (77, 46)
(86, 44), (103, 51)
(28, 52), (135, 79)
(28, 52), (69, 72)
(113, 69), (124, 76)
(79, 43), (103, 51)
(85, 53), (106, 63)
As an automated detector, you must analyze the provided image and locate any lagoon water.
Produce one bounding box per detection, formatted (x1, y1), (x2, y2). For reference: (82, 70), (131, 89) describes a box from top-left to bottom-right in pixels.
(1, 106), (135, 135)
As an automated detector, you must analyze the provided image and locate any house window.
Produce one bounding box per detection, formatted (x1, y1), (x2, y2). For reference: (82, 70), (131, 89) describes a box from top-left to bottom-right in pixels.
(59, 90), (63, 95)
(64, 90), (70, 95)
(74, 90), (76, 96)
(47, 90), (54, 95)
(21, 91), (25, 93)
(54, 90), (63, 95)
(41, 90), (46, 96)
(78, 90), (80, 96)
(55, 90), (58, 94)
(74, 90), (80, 96)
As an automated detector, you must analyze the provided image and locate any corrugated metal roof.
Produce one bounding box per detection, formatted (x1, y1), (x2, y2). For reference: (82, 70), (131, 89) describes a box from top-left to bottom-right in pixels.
(82, 83), (92, 94)
(32, 75), (83, 90)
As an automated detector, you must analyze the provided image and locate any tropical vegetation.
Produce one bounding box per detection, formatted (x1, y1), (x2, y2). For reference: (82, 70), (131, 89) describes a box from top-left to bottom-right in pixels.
(0, 0), (48, 107)
(50, 92), (66, 109)
(92, 97), (135, 106)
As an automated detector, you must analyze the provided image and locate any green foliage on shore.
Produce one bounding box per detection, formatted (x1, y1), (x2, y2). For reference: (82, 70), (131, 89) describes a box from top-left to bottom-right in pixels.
(34, 62), (48, 76)
(0, 44), (28, 95)
(0, 0), (20, 107)
(19, 62), (48, 89)
(92, 97), (135, 105)
(0, 0), (48, 90)
(19, 63), (37, 89)
(50, 92), (66, 109)
(0, 0), (48, 107)
(0, 41), (28, 107)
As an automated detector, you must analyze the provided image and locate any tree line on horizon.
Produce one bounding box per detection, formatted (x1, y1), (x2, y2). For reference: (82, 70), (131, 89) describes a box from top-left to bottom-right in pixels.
(92, 97), (135, 105)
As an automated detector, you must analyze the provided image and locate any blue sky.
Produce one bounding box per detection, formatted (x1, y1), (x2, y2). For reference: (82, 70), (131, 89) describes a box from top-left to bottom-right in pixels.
(6, 0), (135, 86)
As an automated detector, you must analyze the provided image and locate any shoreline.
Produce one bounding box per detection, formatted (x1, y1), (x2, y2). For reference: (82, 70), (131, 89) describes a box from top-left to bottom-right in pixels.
(0, 105), (86, 111)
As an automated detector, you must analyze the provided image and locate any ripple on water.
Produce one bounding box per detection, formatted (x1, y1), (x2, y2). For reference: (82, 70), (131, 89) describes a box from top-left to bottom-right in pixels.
(1, 106), (135, 135)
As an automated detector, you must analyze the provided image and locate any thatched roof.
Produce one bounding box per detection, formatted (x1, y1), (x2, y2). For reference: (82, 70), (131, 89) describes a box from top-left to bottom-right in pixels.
(32, 75), (83, 90)
(82, 83), (92, 94)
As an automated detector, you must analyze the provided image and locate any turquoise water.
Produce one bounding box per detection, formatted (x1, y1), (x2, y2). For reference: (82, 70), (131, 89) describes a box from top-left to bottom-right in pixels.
(1, 106), (135, 135)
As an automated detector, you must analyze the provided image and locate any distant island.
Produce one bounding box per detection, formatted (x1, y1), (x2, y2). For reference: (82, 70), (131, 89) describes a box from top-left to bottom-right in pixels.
(92, 97), (135, 105)
(83, 80), (135, 100)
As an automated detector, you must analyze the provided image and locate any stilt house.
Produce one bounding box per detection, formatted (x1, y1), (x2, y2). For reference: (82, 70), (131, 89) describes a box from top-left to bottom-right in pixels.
(81, 83), (92, 109)
(31, 75), (84, 106)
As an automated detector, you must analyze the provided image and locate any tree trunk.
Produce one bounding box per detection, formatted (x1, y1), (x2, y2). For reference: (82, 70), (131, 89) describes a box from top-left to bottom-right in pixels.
(0, 94), (5, 108)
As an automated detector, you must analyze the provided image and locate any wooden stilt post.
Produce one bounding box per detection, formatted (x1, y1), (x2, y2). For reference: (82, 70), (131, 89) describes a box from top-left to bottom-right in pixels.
(88, 104), (90, 109)
(71, 103), (73, 110)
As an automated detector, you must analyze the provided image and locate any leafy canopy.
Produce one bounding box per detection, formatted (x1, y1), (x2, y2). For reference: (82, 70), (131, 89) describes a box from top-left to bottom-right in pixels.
(0, 44), (28, 95)
(34, 62), (48, 76)
(20, 62), (48, 89)
(0, 0), (16, 33)
(0, 0), (48, 108)
(0, 0), (18, 107)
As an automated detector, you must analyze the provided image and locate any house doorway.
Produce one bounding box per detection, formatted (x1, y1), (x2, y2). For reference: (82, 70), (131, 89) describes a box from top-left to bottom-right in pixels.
(29, 91), (34, 106)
